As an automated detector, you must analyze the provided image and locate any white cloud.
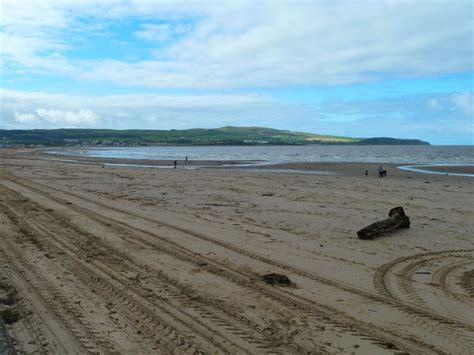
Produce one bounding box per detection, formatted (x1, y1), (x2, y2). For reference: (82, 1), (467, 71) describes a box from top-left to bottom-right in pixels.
(0, 0), (69, 28)
(0, 88), (290, 130)
(135, 24), (173, 42)
(451, 92), (474, 115)
(426, 98), (443, 111)
(14, 112), (39, 123)
(0, 88), (265, 108)
(135, 23), (190, 42)
(36, 108), (100, 125)
(1, 1), (472, 88)
(9, 100), (101, 127)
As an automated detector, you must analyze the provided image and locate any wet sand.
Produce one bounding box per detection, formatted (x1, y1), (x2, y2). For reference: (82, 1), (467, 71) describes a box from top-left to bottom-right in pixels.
(407, 165), (474, 175)
(0, 148), (473, 354)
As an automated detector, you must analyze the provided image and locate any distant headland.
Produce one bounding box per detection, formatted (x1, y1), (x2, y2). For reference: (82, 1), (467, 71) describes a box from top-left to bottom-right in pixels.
(0, 127), (430, 147)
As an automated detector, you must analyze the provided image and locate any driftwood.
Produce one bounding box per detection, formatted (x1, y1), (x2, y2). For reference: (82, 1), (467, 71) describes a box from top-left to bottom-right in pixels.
(357, 207), (410, 240)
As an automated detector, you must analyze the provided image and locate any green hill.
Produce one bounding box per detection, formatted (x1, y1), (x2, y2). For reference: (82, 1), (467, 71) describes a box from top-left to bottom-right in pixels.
(0, 127), (429, 146)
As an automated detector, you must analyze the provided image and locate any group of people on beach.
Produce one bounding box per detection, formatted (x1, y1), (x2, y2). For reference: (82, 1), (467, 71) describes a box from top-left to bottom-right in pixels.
(365, 166), (387, 177)
(173, 156), (189, 168)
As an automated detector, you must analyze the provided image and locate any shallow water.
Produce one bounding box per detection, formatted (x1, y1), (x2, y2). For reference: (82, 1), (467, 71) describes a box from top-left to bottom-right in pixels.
(398, 164), (474, 177)
(50, 145), (474, 165)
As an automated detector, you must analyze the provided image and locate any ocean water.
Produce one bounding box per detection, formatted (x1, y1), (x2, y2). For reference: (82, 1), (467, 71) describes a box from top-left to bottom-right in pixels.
(52, 145), (474, 165)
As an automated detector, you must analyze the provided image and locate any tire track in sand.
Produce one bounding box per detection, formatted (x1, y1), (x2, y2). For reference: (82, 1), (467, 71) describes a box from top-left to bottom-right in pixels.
(0, 187), (282, 354)
(2, 174), (471, 353)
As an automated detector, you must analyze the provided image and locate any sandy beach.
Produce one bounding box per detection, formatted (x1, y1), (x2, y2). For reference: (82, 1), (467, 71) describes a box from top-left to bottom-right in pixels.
(0, 148), (473, 354)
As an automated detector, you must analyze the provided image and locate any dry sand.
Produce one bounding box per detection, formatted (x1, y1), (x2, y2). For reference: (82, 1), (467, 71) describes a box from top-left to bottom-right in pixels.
(0, 148), (473, 354)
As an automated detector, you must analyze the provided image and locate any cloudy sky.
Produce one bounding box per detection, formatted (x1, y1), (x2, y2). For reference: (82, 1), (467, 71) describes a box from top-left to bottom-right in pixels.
(0, 0), (473, 144)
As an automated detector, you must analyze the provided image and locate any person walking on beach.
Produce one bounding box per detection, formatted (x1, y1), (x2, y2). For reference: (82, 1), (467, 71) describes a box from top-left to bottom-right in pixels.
(378, 165), (387, 177)
(174, 160), (177, 168)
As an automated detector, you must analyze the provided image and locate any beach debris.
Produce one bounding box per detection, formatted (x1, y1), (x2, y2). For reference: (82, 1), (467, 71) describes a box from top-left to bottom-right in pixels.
(0, 314), (17, 355)
(357, 207), (410, 240)
(0, 308), (21, 324)
(383, 342), (396, 350)
(262, 273), (291, 286)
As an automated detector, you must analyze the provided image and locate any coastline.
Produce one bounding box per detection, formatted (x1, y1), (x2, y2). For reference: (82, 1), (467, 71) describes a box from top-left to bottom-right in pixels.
(398, 164), (474, 177)
(6, 147), (474, 177)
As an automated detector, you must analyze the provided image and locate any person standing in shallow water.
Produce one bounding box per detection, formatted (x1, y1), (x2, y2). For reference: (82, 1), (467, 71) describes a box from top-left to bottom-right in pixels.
(174, 160), (177, 168)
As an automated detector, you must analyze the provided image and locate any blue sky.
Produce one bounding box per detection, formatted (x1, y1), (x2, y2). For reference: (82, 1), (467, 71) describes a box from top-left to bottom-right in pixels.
(0, 0), (473, 144)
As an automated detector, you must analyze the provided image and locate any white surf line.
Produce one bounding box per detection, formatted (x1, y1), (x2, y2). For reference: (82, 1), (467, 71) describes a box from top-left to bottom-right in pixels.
(398, 164), (474, 177)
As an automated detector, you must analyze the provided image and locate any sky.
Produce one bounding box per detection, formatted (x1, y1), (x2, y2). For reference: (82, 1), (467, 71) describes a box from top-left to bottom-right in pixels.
(0, 0), (473, 144)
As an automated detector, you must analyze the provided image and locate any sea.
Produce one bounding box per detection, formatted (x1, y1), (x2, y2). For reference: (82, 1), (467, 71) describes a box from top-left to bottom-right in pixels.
(51, 145), (474, 166)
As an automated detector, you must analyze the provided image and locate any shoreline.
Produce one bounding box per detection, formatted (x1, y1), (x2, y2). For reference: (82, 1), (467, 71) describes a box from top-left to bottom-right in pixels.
(398, 164), (474, 177)
(31, 149), (474, 178)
